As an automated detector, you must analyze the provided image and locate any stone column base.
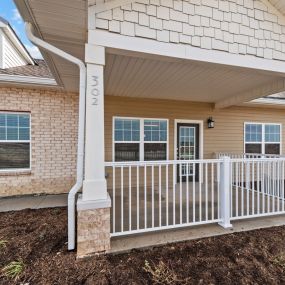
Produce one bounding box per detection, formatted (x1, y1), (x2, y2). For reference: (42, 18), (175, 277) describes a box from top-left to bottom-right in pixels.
(77, 194), (111, 258)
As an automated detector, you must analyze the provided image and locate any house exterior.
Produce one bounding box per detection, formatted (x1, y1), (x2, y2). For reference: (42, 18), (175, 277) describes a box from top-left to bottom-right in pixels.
(0, 0), (284, 257)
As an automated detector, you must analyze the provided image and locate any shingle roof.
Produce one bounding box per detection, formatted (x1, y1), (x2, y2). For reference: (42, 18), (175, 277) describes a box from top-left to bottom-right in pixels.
(0, 59), (53, 79)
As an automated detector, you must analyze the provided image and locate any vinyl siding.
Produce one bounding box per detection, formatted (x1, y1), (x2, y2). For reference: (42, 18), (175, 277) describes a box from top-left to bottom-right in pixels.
(105, 95), (285, 161)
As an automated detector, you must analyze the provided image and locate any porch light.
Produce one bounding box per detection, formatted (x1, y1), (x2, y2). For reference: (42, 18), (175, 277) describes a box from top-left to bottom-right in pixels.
(207, 117), (215, 128)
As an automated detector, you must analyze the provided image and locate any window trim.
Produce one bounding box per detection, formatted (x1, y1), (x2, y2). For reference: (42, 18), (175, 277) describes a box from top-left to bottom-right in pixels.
(112, 116), (169, 162)
(244, 122), (282, 155)
(0, 111), (32, 173)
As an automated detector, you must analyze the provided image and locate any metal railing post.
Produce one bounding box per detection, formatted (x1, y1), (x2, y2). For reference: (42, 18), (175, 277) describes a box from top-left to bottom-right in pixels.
(218, 156), (233, 229)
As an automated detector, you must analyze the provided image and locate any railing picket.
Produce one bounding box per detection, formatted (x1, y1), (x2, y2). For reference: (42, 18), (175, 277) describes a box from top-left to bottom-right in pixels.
(241, 161), (244, 217)
(152, 165), (154, 228)
(199, 162), (202, 222)
(121, 166), (124, 232)
(257, 161), (260, 215)
(129, 166), (132, 231)
(144, 165), (147, 229)
(281, 160), (285, 212)
(205, 163), (208, 221)
(173, 163), (176, 225)
(180, 163), (182, 224)
(137, 166), (139, 230)
(166, 165), (169, 226)
(235, 161), (238, 217)
(193, 162), (196, 223)
(252, 161), (255, 215)
(211, 162), (214, 220)
(113, 166), (115, 233)
(186, 163), (189, 224)
(159, 165), (162, 227)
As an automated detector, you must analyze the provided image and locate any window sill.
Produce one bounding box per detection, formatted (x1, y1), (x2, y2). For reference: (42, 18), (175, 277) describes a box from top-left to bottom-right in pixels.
(0, 169), (32, 177)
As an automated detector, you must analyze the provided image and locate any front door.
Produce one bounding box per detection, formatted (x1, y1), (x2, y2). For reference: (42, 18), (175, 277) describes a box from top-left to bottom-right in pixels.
(177, 123), (199, 182)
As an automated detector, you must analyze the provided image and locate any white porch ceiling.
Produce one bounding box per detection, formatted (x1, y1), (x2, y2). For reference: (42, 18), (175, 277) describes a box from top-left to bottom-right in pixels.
(14, 0), (285, 106)
(105, 53), (282, 103)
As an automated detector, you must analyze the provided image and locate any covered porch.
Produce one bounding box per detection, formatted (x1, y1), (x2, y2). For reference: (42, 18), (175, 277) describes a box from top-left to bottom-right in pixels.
(105, 155), (285, 239)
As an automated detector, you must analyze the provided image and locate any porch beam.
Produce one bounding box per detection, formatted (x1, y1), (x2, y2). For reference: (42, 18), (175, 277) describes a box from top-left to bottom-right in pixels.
(89, 30), (285, 76)
(214, 78), (285, 109)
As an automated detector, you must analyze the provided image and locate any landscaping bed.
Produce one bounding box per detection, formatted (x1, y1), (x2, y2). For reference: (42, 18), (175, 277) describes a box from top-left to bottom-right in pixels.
(1, 208), (285, 284)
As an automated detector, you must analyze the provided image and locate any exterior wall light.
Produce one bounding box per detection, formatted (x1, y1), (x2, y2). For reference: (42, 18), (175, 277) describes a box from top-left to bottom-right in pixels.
(207, 117), (215, 128)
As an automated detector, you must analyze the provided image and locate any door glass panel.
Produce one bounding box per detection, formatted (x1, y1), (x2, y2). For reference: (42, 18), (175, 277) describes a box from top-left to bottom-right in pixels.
(179, 126), (196, 177)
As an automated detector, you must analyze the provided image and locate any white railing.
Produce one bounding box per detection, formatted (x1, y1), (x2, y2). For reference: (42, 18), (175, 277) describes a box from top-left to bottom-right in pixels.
(230, 158), (285, 220)
(105, 156), (285, 237)
(105, 159), (222, 237)
(217, 152), (282, 159)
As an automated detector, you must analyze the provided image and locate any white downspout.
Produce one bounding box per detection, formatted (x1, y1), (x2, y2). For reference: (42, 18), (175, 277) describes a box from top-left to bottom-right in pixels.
(25, 23), (86, 250)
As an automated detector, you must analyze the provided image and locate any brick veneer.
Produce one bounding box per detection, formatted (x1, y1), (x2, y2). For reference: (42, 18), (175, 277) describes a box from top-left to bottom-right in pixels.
(0, 87), (78, 197)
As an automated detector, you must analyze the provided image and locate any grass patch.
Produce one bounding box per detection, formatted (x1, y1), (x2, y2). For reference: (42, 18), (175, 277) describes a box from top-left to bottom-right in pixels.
(1, 260), (24, 280)
(272, 255), (285, 270)
(0, 239), (8, 249)
(143, 260), (190, 284)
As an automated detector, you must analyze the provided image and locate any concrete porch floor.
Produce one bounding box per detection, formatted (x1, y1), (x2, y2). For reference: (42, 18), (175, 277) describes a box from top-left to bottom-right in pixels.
(109, 182), (285, 253)
(110, 214), (285, 254)
(109, 182), (284, 233)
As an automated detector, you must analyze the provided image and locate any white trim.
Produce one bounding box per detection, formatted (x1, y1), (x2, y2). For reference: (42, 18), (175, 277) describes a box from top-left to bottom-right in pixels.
(0, 21), (35, 65)
(174, 119), (204, 161)
(89, 30), (285, 76)
(243, 122), (282, 155)
(112, 116), (169, 162)
(0, 74), (57, 86)
(0, 111), (32, 172)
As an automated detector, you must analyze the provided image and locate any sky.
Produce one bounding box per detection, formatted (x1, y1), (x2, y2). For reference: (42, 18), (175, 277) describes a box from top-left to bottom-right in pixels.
(0, 0), (42, 59)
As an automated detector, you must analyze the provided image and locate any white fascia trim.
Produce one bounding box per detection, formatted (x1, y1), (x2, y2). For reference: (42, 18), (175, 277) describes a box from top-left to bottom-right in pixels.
(0, 74), (57, 86)
(215, 78), (285, 109)
(246, 98), (285, 107)
(2, 25), (35, 65)
(89, 30), (285, 76)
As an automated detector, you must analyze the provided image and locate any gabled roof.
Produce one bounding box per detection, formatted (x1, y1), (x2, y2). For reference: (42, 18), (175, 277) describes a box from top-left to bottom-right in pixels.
(0, 59), (53, 78)
(0, 17), (57, 87)
(0, 16), (35, 66)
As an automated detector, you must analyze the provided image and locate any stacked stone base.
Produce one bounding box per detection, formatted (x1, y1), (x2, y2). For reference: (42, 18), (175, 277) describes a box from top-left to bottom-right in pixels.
(77, 197), (111, 258)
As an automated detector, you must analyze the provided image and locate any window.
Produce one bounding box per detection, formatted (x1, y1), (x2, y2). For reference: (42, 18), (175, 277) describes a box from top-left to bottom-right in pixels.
(244, 123), (281, 155)
(0, 112), (31, 170)
(113, 117), (168, 161)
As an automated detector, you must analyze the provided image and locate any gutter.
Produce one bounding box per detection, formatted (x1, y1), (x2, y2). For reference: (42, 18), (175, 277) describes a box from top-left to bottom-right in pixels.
(0, 74), (57, 86)
(25, 22), (86, 250)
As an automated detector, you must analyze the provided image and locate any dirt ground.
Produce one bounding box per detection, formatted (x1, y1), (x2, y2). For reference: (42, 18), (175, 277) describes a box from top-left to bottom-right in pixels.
(1, 208), (285, 284)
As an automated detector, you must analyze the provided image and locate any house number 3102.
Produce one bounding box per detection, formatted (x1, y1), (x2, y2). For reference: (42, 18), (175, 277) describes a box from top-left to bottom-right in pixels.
(91, 75), (99, 106)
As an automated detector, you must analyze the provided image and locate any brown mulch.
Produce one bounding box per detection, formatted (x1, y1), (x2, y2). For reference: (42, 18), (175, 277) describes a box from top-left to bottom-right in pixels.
(1, 208), (285, 285)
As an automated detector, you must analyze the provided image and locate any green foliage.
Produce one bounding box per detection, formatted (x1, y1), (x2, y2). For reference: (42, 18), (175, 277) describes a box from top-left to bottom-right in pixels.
(1, 260), (24, 280)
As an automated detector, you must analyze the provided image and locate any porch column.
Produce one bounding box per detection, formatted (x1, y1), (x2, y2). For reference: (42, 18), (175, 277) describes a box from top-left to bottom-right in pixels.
(77, 44), (111, 258)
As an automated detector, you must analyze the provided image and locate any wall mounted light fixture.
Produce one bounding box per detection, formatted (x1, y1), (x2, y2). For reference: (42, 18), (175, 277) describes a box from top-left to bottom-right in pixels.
(207, 117), (215, 128)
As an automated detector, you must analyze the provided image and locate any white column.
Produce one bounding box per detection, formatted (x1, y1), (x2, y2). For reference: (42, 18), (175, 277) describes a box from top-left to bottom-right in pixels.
(82, 44), (108, 201)
(218, 156), (233, 229)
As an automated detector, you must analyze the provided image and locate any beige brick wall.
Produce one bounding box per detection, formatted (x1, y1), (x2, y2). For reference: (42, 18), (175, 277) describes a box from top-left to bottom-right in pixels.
(0, 87), (78, 197)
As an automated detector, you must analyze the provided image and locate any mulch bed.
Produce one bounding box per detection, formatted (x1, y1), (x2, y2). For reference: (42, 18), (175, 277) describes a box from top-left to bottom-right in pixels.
(1, 208), (285, 284)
